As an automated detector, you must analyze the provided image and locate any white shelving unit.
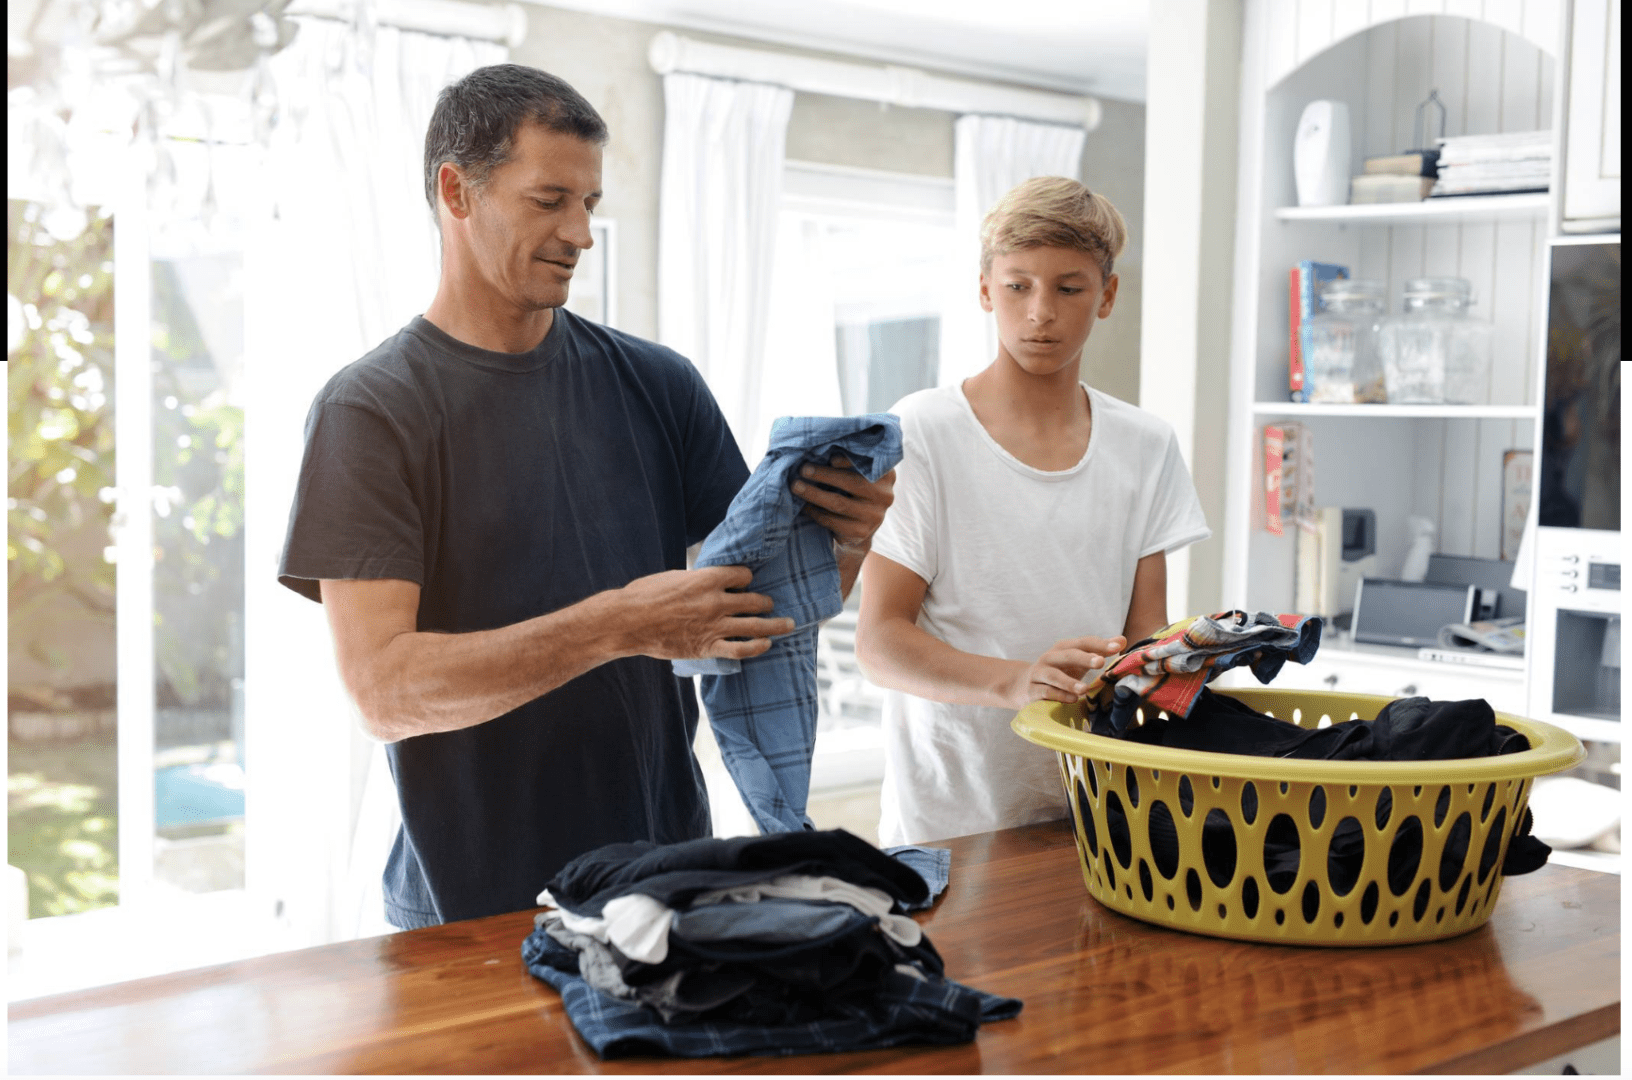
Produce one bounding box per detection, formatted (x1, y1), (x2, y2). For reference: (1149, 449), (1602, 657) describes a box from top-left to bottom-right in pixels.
(1226, 5), (1559, 617)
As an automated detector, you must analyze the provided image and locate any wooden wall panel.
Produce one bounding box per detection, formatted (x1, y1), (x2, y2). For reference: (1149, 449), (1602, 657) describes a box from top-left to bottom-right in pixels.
(1441, 419), (1482, 553)
(1331, 1), (1371, 46)
(1500, 27), (1545, 129)
(1520, 0), (1562, 52)
(1482, 0), (1530, 41)
(1364, 21), (1400, 156)
(1265, 0), (1300, 87)
(1297, 0), (1336, 66)
(1392, 18), (1438, 150)
(1371, 0), (1413, 27)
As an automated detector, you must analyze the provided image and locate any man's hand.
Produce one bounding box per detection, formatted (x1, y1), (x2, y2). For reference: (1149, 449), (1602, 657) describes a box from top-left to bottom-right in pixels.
(616, 565), (794, 661)
(793, 455), (895, 555)
(1004, 635), (1128, 709)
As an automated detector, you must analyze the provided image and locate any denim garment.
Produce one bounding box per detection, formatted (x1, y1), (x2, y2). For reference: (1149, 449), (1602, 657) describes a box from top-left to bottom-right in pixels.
(670, 415), (903, 834)
(522, 925), (1021, 1058)
(883, 846), (949, 911)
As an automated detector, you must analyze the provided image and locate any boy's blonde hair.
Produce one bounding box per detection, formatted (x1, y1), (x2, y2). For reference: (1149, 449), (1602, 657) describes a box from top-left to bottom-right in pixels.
(979, 176), (1127, 281)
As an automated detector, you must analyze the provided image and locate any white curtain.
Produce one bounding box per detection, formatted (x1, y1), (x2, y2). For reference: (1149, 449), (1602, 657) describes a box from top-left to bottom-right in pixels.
(242, 18), (504, 948)
(749, 213), (845, 464)
(657, 72), (793, 452)
(937, 114), (1087, 389)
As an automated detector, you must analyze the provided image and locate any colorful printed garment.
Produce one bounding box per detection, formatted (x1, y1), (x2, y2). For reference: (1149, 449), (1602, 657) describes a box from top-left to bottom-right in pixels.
(1080, 610), (1323, 734)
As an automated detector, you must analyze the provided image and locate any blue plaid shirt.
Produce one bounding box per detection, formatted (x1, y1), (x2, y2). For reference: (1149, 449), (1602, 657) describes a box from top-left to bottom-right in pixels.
(674, 415), (903, 834)
(521, 926), (1020, 1059)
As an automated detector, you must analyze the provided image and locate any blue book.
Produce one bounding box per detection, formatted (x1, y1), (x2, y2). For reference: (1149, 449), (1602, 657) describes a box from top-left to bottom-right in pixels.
(1288, 261), (1348, 402)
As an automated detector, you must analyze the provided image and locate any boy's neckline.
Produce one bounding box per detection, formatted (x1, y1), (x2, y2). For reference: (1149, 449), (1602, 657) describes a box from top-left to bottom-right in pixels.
(953, 380), (1097, 480)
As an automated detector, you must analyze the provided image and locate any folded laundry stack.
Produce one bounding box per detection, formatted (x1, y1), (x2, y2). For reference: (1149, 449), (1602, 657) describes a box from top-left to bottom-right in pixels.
(522, 830), (1020, 1059)
(1431, 130), (1552, 197)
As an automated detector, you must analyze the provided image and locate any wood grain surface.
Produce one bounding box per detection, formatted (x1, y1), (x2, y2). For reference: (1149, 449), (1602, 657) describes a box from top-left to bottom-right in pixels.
(8, 820), (1619, 1074)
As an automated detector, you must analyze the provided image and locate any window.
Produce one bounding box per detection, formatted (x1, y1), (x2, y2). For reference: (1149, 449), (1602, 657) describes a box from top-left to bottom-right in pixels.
(696, 161), (955, 842)
(8, 105), (271, 1001)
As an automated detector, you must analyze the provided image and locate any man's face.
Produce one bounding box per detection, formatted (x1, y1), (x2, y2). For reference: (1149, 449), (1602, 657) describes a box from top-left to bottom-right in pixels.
(447, 122), (603, 313)
(979, 245), (1117, 377)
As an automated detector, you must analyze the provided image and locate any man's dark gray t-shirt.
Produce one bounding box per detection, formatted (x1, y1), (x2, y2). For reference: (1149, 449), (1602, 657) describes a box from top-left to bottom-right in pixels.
(278, 309), (748, 929)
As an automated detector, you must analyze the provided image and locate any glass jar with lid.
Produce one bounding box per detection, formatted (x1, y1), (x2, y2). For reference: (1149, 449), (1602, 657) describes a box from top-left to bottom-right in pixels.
(1303, 278), (1387, 404)
(1377, 277), (1494, 404)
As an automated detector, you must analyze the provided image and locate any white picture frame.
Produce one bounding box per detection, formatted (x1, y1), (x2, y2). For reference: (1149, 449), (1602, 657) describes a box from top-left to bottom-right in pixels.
(563, 217), (617, 328)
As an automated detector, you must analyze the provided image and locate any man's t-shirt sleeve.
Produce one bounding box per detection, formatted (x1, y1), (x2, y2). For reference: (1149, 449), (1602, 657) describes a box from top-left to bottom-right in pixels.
(1139, 427), (1212, 559)
(680, 363), (750, 547)
(278, 400), (425, 603)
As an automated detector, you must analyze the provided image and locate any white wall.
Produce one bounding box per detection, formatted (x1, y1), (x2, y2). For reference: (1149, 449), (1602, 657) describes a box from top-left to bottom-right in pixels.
(1140, 0), (1243, 617)
(508, 4), (1148, 402)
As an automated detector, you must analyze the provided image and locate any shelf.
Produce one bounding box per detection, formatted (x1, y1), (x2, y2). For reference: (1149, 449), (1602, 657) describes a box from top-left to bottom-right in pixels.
(1251, 402), (1538, 419)
(1311, 641), (1527, 678)
(1274, 192), (1550, 227)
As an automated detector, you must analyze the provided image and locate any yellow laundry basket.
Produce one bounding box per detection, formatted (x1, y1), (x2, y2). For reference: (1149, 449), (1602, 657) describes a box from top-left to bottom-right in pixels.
(1011, 688), (1584, 946)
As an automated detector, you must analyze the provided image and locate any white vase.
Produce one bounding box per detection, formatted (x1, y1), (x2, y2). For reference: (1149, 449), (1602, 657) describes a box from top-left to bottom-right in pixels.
(1294, 100), (1352, 207)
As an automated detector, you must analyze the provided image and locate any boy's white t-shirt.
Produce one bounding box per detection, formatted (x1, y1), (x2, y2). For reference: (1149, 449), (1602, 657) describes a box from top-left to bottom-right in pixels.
(870, 382), (1211, 847)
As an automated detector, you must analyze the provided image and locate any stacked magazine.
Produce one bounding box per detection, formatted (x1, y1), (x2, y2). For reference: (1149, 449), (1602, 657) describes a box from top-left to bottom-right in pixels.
(1431, 130), (1551, 197)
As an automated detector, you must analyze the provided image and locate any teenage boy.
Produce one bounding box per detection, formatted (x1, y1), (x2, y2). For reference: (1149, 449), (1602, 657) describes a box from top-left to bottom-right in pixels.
(855, 176), (1210, 847)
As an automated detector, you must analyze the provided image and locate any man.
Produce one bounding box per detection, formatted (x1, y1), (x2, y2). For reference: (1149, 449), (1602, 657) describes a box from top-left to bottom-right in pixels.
(278, 64), (894, 930)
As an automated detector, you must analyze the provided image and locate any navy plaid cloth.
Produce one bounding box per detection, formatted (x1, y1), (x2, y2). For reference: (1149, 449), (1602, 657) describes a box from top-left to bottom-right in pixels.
(674, 415), (903, 834)
(521, 925), (1021, 1059)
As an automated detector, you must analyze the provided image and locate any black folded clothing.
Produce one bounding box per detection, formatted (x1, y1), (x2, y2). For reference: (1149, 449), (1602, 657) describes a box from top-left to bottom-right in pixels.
(545, 828), (929, 918)
(1096, 691), (1552, 891)
(1093, 689), (1531, 761)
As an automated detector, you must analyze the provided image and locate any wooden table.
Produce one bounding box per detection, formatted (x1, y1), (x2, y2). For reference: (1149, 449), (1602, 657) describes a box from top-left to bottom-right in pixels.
(9, 820), (1619, 1073)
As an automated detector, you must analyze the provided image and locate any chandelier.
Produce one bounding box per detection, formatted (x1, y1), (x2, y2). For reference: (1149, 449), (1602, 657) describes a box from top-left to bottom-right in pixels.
(6, 0), (362, 230)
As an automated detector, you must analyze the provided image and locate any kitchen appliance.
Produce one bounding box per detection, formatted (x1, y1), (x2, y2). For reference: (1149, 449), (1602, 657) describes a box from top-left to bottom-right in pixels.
(1293, 100), (1351, 207)
(1525, 239), (1620, 748)
(1351, 578), (1478, 648)
(1526, 528), (1620, 744)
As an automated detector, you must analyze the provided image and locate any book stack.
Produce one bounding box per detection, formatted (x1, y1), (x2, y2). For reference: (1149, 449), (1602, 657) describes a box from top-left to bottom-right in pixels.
(1351, 149), (1438, 204)
(1431, 130), (1552, 197)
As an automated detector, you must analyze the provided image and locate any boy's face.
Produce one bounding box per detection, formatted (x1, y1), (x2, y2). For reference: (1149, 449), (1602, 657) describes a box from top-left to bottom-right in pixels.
(979, 245), (1118, 377)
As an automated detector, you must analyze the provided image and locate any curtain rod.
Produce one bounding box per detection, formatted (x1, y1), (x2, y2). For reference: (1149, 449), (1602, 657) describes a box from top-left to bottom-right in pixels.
(286, 0), (527, 47)
(647, 29), (1101, 130)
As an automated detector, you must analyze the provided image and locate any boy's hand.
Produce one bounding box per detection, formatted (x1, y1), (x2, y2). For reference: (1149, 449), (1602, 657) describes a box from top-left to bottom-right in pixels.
(1008, 635), (1127, 708)
(793, 455), (895, 554)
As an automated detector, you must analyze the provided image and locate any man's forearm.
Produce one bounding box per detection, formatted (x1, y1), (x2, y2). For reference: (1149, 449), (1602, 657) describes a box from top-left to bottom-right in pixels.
(855, 614), (1024, 710)
(348, 591), (633, 743)
(836, 541), (868, 600)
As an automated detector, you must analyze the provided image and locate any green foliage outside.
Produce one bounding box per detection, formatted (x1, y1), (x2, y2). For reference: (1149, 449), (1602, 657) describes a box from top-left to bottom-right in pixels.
(9, 198), (247, 918)
(8, 201), (118, 687)
(8, 737), (120, 918)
